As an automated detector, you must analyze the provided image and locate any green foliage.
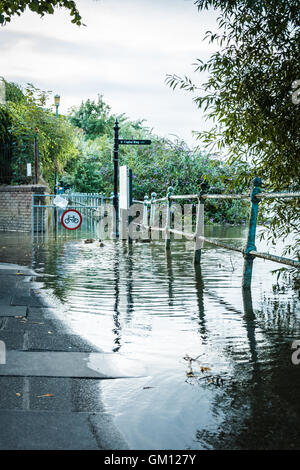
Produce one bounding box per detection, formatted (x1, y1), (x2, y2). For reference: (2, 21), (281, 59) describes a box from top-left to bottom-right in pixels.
(2, 81), (78, 188)
(0, 0), (83, 26)
(63, 134), (112, 193)
(66, 99), (248, 224)
(0, 107), (11, 143)
(69, 95), (116, 140)
(2, 79), (25, 104)
(166, 0), (300, 272)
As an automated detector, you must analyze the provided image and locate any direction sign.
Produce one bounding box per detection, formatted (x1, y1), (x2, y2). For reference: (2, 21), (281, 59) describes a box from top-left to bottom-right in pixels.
(61, 209), (82, 230)
(118, 139), (151, 145)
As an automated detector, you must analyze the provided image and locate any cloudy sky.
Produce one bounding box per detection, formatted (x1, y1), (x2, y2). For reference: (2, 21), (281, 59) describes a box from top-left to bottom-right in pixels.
(1, 0), (219, 146)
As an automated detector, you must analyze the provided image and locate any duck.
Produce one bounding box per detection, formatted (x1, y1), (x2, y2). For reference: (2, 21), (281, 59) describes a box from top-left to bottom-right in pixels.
(84, 238), (95, 244)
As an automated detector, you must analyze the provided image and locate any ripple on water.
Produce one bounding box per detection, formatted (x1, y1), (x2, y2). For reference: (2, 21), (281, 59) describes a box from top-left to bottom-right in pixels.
(15, 227), (299, 450)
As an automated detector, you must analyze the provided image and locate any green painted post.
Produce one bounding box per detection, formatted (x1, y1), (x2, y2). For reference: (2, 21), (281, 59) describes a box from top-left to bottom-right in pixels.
(242, 177), (262, 289)
(194, 183), (206, 264)
(165, 186), (173, 251)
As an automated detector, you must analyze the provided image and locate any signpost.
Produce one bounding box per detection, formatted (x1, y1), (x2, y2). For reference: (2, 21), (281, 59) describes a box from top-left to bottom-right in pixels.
(113, 120), (151, 238)
(119, 165), (133, 242)
(61, 209), (82, 231)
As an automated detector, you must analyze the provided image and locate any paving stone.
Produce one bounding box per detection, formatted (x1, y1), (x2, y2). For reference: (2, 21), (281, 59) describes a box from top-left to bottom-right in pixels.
(0, 306), (28, 317)
(0, 351), (147, 379)
(1, 316), (61, 334)
(0, 264), (34, 276)
(11, 293), (52, 308)
(27, 331), (99, 352)
(25, 377), (73, 412)
(0, 377), (25, 410)
(0, 410), (100, 449)
(0, 331), (26, 350)
(0, 296), (13, 306)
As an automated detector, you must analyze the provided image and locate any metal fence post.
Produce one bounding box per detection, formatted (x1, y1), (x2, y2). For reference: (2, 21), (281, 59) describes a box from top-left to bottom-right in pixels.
(143, 195), (149, 239)
(110, 191), (115, 239)
(194, 183), (206, 264)
(149, 192), (157, 240)
(165, 186), (173, 250)
(128, 169), (133, 245)
(242, 177), (262, 289)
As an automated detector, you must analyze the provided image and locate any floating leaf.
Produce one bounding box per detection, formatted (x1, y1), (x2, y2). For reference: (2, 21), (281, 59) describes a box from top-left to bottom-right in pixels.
(36, 394), (54, 398)
(200, 366), (211, 373)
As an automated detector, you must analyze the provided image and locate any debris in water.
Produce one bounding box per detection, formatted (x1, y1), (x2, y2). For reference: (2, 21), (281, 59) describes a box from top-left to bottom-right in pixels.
(183, 354), (224, 387)
(36, 394), (54, 398)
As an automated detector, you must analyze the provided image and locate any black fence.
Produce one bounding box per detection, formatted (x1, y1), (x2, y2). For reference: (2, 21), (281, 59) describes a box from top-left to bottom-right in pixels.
(0, 142), (13, 184)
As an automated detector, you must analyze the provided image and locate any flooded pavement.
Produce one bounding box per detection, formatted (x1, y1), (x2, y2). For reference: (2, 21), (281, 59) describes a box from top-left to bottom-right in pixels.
(0, 226), (300, 450)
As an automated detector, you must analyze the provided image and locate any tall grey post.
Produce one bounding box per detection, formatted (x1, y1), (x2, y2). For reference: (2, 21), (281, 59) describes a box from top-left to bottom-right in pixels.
(113, 120), (120, 238)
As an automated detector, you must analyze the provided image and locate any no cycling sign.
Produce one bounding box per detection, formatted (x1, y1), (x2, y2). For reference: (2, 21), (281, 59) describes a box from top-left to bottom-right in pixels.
(61, 209), (82, 230)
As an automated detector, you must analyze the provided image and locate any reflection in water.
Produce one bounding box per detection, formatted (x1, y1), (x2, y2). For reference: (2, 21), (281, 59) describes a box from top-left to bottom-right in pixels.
(166, 250), (174, 308)
(126, 243), (134, 323)
(194, 264), (207, 343)
(112, 242), (121, 353)
(1, 227), (300, 449)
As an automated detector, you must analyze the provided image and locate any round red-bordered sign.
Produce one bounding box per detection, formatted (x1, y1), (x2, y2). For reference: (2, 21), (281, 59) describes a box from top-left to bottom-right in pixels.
(61, 209), (82, 230)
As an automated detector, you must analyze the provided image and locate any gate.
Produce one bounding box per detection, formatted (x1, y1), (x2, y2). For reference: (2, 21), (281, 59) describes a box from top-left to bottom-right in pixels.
(32, 192), (113, 240)
(0, 143), (13, 184)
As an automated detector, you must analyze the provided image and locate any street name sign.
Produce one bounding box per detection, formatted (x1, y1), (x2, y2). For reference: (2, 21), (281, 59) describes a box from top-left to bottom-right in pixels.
(118, 139), (151, 145)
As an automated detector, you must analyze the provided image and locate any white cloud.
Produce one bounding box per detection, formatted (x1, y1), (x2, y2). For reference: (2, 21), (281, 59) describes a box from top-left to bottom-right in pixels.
(0, 0), (219, 146)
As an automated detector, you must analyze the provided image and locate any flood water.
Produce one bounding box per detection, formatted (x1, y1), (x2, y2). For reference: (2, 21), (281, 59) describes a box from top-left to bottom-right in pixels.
(1, 226), (300, 450)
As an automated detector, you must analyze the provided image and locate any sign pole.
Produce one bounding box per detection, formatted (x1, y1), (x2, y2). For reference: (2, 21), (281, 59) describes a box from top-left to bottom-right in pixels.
(112, 120), (151, 239)
(113, 119), (120, 238)
(128, 168), (133, 244)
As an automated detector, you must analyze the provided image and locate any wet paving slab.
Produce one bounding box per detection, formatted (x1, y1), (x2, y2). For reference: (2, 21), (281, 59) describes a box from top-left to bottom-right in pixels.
(0, 351), (147, 379)
(0, 306), (28, 317)
(0, 410), (128, 450)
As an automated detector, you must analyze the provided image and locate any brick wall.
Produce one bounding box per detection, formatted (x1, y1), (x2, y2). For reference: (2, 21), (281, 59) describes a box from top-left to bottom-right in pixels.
(0, 185), (48, 232)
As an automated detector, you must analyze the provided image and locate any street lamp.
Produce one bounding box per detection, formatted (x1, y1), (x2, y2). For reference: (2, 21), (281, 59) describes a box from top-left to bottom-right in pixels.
(54, 94), (60, 193)
(54, 94), (60, 118)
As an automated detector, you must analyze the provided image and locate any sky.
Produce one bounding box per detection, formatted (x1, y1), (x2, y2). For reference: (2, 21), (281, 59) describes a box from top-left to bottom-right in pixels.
(1, 0), (219, 147)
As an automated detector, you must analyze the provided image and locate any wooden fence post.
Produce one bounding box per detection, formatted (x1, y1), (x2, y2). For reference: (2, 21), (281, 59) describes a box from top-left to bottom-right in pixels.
(165, 186), (173, 250)
(194, 183), (206, 264)
(242, 177), (262, 289)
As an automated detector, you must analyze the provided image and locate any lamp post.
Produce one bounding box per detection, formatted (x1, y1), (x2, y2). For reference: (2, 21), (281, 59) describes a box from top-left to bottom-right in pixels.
(54, 94), (60, 193)
(54, 94), (60, 118)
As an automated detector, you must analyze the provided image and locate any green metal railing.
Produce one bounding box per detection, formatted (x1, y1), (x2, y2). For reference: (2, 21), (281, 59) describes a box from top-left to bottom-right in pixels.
(134, 178), (300, 289)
